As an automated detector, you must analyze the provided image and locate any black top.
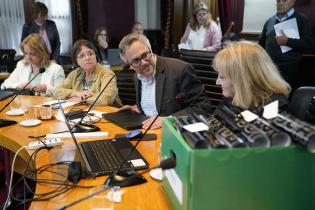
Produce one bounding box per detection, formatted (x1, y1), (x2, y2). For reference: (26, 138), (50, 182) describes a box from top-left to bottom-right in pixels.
(21, 19), (61, 61)
(218, 94), (289, 116)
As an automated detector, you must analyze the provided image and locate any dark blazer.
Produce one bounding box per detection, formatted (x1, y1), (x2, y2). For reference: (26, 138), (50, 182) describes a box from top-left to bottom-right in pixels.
(21, 19), (61, 61)
(134, 56), (213, 116)
(259, 11), (313, 64)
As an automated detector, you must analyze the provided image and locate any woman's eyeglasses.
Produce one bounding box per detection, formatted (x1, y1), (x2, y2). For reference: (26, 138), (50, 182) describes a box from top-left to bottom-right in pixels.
(77, 51), (95, 60)
(129, 51), (152, 67)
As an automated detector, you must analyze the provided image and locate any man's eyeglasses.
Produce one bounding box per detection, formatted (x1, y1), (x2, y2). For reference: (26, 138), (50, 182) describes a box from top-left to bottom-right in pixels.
(129, 51), (152, 67)
(77, 51), (95, 60)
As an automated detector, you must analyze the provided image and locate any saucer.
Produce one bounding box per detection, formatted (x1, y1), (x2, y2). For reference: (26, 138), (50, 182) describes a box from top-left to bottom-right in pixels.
(6, 109), (25, 116)
(20, 119), (41, 127)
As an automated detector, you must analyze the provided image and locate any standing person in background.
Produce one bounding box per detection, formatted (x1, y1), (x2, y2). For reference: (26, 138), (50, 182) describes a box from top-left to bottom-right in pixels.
(21, 2), (61, 62)
(179, 1), (222, 52)
(94, 26), (110, 66)
(259, 0), (313, 92)
(1, 34), (65, 96)
(132, 22), (144, 35)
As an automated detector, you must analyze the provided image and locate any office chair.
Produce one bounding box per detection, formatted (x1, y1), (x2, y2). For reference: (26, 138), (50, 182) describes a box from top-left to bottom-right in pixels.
(289, 86), (315, 121)
(0, 49), (16, 73)
(179, 49), (222, 109)
(116, 70), (136, 105)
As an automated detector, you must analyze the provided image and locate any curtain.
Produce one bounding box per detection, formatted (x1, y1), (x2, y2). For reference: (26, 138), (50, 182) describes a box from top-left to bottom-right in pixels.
(218, 0), (245, 35)
(37, 0), (73, 55)
(0, 0), (25, 54)
(234, 0), (244, 34)
(218, 0), (233, 35)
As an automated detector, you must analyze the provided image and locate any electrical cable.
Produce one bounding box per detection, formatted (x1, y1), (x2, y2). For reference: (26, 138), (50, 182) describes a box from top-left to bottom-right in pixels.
(3, 145), (29, 210)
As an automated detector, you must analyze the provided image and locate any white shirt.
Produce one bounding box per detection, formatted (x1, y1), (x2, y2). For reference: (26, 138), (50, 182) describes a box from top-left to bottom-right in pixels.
(187, 25), (206, 50)
(1, 60), (65, 96)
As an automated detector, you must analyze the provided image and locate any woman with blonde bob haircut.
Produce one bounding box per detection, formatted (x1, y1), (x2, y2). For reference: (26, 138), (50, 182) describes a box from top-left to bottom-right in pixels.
(1, 33), (65, 96)
(213, 41), (291, 110)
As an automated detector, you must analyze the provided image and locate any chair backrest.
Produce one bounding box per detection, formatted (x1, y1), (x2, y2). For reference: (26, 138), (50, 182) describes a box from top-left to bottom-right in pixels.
(116, 69), (136, 105)
(0, 49), (16, 72)
(289, 86), (315, 120)
(179, 49), (222, 109)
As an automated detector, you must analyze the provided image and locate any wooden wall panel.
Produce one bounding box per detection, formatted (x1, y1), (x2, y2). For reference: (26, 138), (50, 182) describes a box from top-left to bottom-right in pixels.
(86, 0), (135, 47)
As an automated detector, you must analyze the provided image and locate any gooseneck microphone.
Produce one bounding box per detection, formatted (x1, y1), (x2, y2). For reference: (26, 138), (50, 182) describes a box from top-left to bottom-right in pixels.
(57, 157), (175, 210)
(0, 68), (45, 128)
(104, 92), (185, 187)
(70, 64), (131, 133)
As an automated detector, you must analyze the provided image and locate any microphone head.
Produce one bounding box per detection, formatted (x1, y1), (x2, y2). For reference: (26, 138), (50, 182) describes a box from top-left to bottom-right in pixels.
(39, 68), (45, 73)
(159, 157), (176, 170)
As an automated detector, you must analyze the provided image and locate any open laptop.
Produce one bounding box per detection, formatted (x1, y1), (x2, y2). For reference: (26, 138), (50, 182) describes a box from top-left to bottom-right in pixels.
(0, 90), (14, 101)
(58, 101), (149, 178)
(107, 48), (124, 66)
(102, 110), (149, 130)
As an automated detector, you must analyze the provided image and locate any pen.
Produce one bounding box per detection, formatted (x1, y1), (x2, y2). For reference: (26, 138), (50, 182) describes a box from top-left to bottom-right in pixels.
(83, 95), (93, 100)
(43, 101), (66, 107)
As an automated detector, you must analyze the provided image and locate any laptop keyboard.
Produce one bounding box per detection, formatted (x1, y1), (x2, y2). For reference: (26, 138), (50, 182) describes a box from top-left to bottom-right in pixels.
(81, 140), (132, 175)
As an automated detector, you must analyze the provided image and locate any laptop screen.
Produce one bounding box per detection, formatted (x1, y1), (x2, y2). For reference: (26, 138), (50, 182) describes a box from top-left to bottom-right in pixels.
(107, 49), (124, 66)
(57, 101), (92, 174)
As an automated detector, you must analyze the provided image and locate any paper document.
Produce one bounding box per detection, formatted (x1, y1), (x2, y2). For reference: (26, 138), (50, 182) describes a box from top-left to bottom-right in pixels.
(42, 100), (79, 109)
(55, 109), (106, 123)
(274, 18), (300, 53)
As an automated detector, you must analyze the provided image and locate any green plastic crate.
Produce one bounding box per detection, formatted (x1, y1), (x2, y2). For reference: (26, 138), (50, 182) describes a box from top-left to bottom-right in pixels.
(161, 117), (315, 210)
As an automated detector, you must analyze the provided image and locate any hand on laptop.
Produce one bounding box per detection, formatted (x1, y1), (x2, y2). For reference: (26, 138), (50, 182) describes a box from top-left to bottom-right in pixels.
(118, 104), (140, 113)
(142, 116), (162, 130)
(32, 84), (47, 92)
(17, 82), (33, 90)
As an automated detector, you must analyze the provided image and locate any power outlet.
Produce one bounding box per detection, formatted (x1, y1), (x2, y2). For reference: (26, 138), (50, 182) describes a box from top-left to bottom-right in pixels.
(28, 138), (62, 150)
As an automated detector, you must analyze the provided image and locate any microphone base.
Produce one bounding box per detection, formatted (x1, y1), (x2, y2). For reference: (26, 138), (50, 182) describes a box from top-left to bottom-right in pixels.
(71, 123), (100, 133)
(0, 118), (17, 128)
(105, 170), (147, 187)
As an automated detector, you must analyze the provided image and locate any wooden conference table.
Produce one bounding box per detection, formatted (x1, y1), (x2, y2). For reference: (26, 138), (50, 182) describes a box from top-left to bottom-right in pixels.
(0, 96), (172, 210)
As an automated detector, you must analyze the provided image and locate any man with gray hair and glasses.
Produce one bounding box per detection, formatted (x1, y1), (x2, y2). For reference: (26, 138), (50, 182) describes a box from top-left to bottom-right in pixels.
(118, 33), (212, 130)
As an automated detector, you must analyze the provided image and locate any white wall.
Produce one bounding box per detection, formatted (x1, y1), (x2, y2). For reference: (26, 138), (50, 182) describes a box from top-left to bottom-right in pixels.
(135, 0), (160, 30)
(243, 0), (275, 33)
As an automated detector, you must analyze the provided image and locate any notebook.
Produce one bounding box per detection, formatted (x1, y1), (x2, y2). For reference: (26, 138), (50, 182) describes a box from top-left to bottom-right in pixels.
(107, 48), (124, 66)
(102, 110), (149, 130)
(0, 90), (14, 101)
(58, 102), (149, 178)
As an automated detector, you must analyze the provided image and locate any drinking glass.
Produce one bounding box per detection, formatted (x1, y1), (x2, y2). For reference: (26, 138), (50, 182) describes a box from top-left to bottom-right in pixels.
(24, 106), (38, 121)
(10, 96), (22, 113)
(88, 186), (113, 210)
(39, 105), (52, 120)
